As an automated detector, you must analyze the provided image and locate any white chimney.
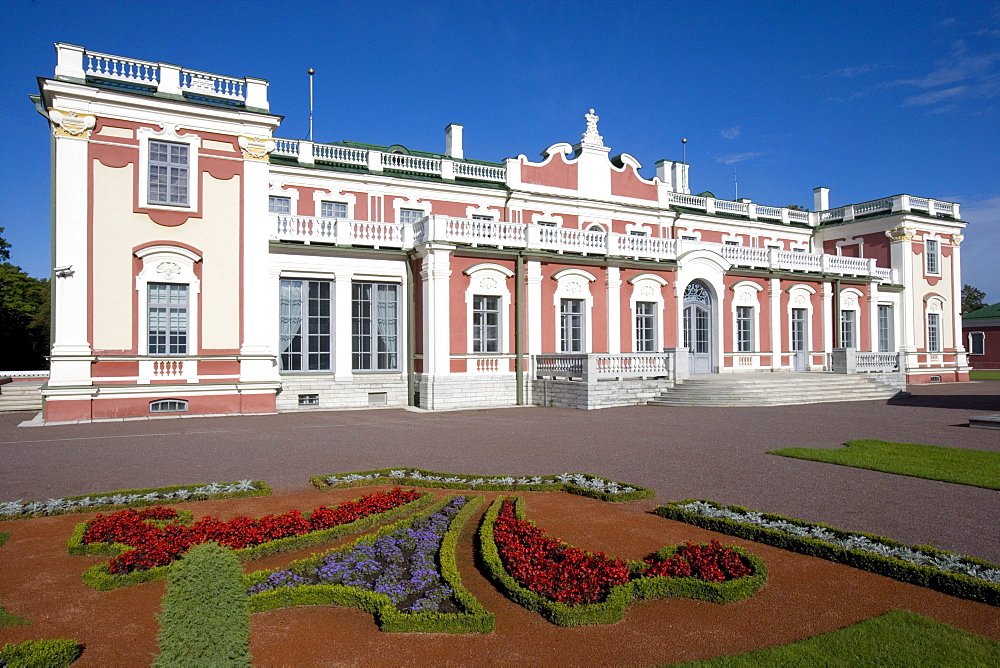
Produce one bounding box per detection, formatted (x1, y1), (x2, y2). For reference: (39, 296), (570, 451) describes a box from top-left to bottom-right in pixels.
(813, 186), (830, 211)
(445, 123), (463, 159)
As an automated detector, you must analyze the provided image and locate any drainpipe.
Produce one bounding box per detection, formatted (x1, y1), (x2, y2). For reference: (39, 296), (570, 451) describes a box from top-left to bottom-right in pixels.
(405, 255), (416, 406)
(515, 251), (525, 405)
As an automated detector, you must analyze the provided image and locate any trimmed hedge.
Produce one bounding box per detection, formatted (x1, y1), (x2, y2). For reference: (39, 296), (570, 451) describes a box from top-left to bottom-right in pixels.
(154, 542), (250, 667)
(311, 468), (655, 502)
(245, 494), (494, 634)
(478, 496), (766, 626)
(70, 493), (434, 591)
(0, 638), (80, 667)
(1, 481), (272, 521)
(656, 499), (1000, 606)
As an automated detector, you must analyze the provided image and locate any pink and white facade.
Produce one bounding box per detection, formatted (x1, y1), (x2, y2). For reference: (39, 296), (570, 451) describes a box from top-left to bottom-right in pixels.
(34, 44), (969, 422)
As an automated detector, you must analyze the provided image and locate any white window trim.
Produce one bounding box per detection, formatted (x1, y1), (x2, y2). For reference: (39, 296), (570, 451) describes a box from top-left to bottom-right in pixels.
(392, 197), (427, 224)
(836, 237), (864, 257)
(730, 281), (763, 353)
(786, 284), (816, 353)
(268, 182), (300, 216)
(677, 228), (702, 241)
(530, 212), (563, 227)
(969, 331), (985, 355)
(463, 263), (513, 357)
(876, 302), (896, 353)
(839, 287), (864, 349)
(314, 190), (357, 219)
(137, 125), (199, 212)
(925, 296), (945, 353)
(552, 268), (596, 353)
(135, 245), (201, 356)
(626, 222), (652, 236)
(628, 274), (667, 352)
(924, 234), (942, 276)
(465, 203), (497, 220)
(277, 278), (334, 374)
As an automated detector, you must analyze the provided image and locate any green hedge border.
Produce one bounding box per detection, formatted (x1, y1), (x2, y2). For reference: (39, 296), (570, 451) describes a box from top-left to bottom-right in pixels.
(2, 480), (272, 521)
(478, 496), (766, 626)
(245, 494), (495, 634)
(69, 492), (434, 591)
(655, 499), (1000, 606)
(310, 468), (654, 502)
(0, 638), (80, 667)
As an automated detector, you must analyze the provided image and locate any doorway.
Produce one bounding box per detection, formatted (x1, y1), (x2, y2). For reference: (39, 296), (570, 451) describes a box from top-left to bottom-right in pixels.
(683, 281), (714, 373)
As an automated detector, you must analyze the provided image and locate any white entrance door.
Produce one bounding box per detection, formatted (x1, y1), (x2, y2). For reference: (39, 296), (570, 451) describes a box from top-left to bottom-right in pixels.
(683, 281), (714, 373)
(791, 307), (808, 371)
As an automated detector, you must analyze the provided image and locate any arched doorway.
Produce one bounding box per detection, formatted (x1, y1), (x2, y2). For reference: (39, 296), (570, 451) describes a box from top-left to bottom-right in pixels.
(683, 280), (714, 373)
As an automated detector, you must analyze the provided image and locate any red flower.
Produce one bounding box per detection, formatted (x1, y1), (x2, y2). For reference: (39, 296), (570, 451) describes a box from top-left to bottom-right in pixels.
(643, 540), (752, 582)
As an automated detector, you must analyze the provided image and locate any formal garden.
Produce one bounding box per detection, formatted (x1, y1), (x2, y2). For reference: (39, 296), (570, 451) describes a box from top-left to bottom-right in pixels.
(1, 452), (998, 666)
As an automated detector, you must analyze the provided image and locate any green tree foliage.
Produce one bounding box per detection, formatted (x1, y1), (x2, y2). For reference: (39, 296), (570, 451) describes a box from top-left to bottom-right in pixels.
(0, 228), (50, 370)
(962, 284), (988, 314)
(154, 542), (251, 667)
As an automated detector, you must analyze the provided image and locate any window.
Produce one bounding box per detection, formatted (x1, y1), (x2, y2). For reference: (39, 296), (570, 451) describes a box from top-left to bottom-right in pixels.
(537, 221), (557, 227)
(148, 141), (189, 206)
(927, 313), (941, 352)
(926, 238), (940, 274)
(150, 399), (188, 413)
(840, 310), (856, 349)
(352, 282), (399, 370)
(635, 302), (657, 352)
(147, 283), (188, 355)
(320, 201), (347, 218)
(398, 208), (424, 225)
(472, 295), (501, 353)
(878, 305), (894, 353)
(298, 394), (319, 406)
(560, 299), (584, 353)
(793, 247), (806, 253)
(629, 230), (648, 237)
(767, 245), (781, 250)
(269, 196), (291, 214)
(471, 214), (494, 221)
(724, 240), (739, 246)
(969, 331), (985, 355)
(279, 280), (332, 371)
(736, 306), (754, 352)
(681, 235), (698, 241)
(791, 308), (807, 352)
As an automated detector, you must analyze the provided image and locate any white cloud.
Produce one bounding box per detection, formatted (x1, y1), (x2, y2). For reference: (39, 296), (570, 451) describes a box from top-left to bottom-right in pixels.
(824, 64), (881, 78)
(715, 151), (764, 165)
(958, 195), (1000, 303)
(720, 126), (740, 139)
(894, 40), (1000, 112)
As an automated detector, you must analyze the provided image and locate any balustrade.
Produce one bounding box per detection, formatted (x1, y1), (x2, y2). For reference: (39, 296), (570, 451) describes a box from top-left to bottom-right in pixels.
(180, 69), (245, 101)
(534, 353), (675, 383)
(84, 51), (159, 85)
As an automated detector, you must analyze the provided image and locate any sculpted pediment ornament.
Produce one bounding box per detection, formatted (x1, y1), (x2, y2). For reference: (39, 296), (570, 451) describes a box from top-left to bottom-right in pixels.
(156, 262), (182, 280)
(48, 108), (96, 138)
(885, 226), (915, 242)
(239, 136), (276, 161)
(951, 233), (964, 247)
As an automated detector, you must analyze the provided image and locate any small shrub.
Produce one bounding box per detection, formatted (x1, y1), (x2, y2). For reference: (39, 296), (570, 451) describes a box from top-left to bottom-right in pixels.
(0, 638), (80, 667)
(154, 542), (250, 667)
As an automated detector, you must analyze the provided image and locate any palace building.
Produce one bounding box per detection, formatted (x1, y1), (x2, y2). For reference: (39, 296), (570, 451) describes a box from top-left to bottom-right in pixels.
(33, 43), (969, 422)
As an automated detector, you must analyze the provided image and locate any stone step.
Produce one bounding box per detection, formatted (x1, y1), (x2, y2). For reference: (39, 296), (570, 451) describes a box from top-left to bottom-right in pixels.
(0, 382), (44, 412)
(648, 372), (897, 407)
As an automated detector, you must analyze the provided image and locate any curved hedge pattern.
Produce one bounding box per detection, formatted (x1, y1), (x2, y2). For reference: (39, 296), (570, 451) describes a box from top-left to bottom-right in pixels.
(479, 496), (767, 626)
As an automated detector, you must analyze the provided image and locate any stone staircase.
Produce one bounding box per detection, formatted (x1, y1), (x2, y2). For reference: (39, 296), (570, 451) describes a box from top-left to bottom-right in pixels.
(648, 372), (902, 407)
(0, 380), (44, 413)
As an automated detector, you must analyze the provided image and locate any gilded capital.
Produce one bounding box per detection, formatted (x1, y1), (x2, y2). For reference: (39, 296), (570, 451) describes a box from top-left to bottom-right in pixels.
(950, 233), (964, 247)
(885, 226), (915, 242)
(48, 108), (96, 138)
(239, 135), (275, 161)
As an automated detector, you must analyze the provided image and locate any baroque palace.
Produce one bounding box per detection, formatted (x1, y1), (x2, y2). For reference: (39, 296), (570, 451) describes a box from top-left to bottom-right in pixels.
(33, 43), (969, 422)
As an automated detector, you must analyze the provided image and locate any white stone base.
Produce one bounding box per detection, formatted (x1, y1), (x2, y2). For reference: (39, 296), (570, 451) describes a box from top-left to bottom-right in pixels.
(415, 373), (525, 410)
(276, 374), (407, 412)
(532, 378), (675, 410)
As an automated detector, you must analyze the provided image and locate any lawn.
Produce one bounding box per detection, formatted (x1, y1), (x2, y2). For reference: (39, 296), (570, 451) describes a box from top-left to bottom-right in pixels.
(687, 609), (1000, 667)
(768, 439), (1000, 490)
(970, 369), (1000, 380)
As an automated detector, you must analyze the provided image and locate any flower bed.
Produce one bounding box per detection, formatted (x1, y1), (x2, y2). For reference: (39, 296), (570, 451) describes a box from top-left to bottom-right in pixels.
(69, 488), (431, 591)
(311, 468), (653, 502)
(1, 480), (271, 520)
(245, 495), (492, 634)
(656, 499), (1000, 606)
(479, 497), (766, 626)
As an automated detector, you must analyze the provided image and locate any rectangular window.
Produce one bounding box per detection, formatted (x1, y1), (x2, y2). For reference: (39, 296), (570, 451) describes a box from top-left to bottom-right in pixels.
(398, 208), (424, 225)
(927, 313), (941, 352)
(926, 238), (940, 274)
(148, 141), (189, 206)
(970, 331), (985, 355)
(681, 235), (698, 241)
(269, 196), (291, 214)
(791, 308), (807, 352)
(472, 295), (501, 353)
(279, 279), (332, 371)
(736, 306), (754, 352)
(320, 201), (347, 218)
(724, 240), (739, 246)
(537, 221), (556, 227)
(471, 214), (494, 221)
(878, 305), (894, 353)
(352, 282), (399, 370)
(629, 230), (648, 237)
(793, 247), (806, 253)
(560, 298), (584, 353)
(635, 302), (656, 352)
(840, 310), (856, 349)
(148, 283), (188, 355)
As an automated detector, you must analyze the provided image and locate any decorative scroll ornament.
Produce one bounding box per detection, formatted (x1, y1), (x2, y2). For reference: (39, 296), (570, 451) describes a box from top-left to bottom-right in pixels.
(565, 281), (583, 294)
(48, 109), (96, 138)
(736, 290), (755, 305)
(156, 262), (182, 280)
(581, 108), (604, 147)
(842, 294), (857, 309)
(793, 293), (808, 306)
(885, 226), (915, 242)
(480, 276), (498, 291)
(927, 299), (943, 314)
(239, 136), (276, 161)
(951, 233), (964, 247)
(639, 284), (656, 298)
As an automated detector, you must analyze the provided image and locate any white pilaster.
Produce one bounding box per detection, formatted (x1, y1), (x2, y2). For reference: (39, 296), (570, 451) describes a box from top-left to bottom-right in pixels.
(821, 281), (833, 361)
(868, 283), (879, 353)
(527, 261), (542, 354)
(334, 274), (354, 380)
(606, 266), (621, 354)
(769, 278), (781, 369)
(888, 230), (916, 364)
(420, 245), (454, 375)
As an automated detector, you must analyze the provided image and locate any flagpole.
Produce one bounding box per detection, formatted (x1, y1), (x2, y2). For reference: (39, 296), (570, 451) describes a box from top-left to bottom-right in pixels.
(308, 68), (314, 141)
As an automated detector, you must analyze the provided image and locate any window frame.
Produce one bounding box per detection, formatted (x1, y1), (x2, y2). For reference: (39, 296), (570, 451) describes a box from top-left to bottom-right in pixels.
(634, 301), (657, 352)
(278, 278), (333, 373)
(269, 196), (292, 215)
(877, 304), (894, 353)
(137, 128), (199, 213)
(925, 237), (941, 275)
(147, 282), (189, 356)
(736, 305), (754, 353)
(398, 208), (426, 225)
(841, 309), (857, 349)
(352, 281), (400, 372)
(471, 294), (502, 353)
(927, 312), (941, 353)
(560, 298), (585, 353)
(969, 331), (985, 356)
(320, 201), (348, 219)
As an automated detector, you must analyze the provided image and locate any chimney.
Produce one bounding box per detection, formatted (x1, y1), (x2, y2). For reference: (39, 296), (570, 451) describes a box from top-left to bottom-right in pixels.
(445, 123), (463, 159)
(813, 187), (830, 211)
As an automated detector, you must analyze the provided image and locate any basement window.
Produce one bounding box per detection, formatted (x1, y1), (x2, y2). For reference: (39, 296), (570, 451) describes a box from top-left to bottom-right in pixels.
(298, 394), (319, 407)
(150, 399), (188, 413)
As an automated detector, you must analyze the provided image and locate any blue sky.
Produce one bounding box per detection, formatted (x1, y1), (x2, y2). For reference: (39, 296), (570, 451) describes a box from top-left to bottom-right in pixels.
(3, 0), (998, 300)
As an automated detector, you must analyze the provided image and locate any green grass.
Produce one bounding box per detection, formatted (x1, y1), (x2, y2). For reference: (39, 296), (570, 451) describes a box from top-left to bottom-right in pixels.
(684, 609), (1000, 667)
(768, 439), (1000, 490)
(971, 369), (1000, 380)
(0, 606), (30, 627)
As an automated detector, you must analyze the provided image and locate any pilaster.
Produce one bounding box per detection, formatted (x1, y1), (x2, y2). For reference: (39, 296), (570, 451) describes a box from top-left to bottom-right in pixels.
(606, 266), (621, 354)
(419, 244), (454, 375)
(527, 261), (543, 355)
(769, 278), (781, 369)
(821, 281), (833, 362)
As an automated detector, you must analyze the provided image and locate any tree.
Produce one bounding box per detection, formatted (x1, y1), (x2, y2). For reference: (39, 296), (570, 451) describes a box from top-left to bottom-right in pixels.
(0, 228), (51, 370)
(962, 284), (988, 314)
(786, 204), (810, 212)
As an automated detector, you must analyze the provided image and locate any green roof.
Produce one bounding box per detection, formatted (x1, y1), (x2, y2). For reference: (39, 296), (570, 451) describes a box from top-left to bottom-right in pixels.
(964, 302), (1000, 319)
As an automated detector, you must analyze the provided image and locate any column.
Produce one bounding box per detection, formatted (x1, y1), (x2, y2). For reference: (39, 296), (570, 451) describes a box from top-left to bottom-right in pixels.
(419, 244), (454, 375)
(950, 235), (969, 369)
(887, 228), (917, 373)
(606, 266), (621, 354)
(334, 274), (353, 380)
(821, 281), (833, 362)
